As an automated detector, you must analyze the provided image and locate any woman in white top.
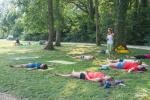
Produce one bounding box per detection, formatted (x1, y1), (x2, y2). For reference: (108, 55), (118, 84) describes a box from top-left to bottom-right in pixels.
(107, 28), (114, 53)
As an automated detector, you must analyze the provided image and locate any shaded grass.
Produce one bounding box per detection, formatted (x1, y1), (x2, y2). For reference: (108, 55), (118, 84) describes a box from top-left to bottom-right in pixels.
(0, 40), (150, 100)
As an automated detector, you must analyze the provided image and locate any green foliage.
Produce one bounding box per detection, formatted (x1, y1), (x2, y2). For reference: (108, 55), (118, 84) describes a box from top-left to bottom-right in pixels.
(126, 0), (150, 45)
(0, 0), (149, 45)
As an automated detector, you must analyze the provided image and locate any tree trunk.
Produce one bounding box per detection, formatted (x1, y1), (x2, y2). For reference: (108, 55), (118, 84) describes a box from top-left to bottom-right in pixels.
(45, 0), (54, 50)
(87, 0), (95, 34)
(95, 0), (100, 46)
(114, 0), (129, 46)
(137, 0), (148, 42)
(55, 0), (61, 46)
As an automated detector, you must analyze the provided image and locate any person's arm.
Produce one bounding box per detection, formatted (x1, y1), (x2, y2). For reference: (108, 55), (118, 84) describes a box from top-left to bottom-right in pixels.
(85, 73), (91, 80)
(108, 59), (119, 63)
(112, 33), (115, 36)
(88, 78), (102, 81)
(128, 68), (135, 73)
(55, 73), (72, 77)
(27, 68), (37, 70)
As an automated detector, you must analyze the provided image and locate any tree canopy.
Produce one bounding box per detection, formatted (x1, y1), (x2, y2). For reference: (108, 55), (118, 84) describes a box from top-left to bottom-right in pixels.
(0, 0), (149, 45)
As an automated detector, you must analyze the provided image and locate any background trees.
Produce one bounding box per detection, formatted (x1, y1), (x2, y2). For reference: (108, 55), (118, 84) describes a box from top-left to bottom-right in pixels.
(114, 0), (129, 45)
(0, 0), (149, 45)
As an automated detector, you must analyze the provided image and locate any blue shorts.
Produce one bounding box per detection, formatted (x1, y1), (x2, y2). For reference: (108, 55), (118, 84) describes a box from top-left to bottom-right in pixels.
(26, 63), (41, 69)
(116, 62), (125, 69)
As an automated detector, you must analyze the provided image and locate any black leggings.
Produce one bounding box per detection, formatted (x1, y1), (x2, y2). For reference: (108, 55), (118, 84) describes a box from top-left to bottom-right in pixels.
(134, 55), (146, 59)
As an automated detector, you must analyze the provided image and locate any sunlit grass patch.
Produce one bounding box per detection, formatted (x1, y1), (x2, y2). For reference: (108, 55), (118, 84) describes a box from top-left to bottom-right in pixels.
(0, 40), (150, 100)
(86, 66), (99, 71)
(47, 60), (77, 65)
(0, 39), (14, 47)
(92, 59), (108, 66)
(0, 48), (12, 54)
(134, 88), (150, 100)
(67, 47), (95, 55)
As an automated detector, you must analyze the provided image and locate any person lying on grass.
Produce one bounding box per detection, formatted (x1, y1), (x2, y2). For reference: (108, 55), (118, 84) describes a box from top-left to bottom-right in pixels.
(100, 60), (148, 73)
(56, 71), (116, 88)
(107, 58), (138, 63)
(125, 54), (150, 59)
(9, 63), (48, 70)
(72, 55), (95, 60)
(56, 70), (112, 81)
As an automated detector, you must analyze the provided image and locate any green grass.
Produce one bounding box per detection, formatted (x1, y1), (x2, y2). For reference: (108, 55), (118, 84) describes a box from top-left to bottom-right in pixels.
(0, 39), (150, 100)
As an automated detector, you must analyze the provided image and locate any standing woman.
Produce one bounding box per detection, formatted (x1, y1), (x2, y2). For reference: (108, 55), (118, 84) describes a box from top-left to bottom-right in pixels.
(106, 28), (114, 54)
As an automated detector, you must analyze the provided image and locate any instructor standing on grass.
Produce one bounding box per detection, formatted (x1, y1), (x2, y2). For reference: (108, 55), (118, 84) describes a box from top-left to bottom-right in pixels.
(106, 28), (114, 54)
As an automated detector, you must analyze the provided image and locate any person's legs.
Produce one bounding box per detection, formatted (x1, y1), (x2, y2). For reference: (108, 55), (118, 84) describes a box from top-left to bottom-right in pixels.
(134, 55), (146, 59)
(109, 44), (113, 52)
(108, 44), (113, 52)
(9, 64), (27, 68)
(115, 62), (125, 69)
(56, 73), (72, 77)
(109, 62), (121, 68)
(100, 64), (110, 70)
(107, 43), (110, 52)
(56, 71), (83, 78)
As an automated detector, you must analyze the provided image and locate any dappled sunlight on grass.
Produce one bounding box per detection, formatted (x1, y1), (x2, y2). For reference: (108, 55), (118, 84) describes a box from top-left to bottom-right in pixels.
(0, 40), (14, 48)
(12, 56), (40, 60)
(59, 81), (78, 97)
(47, 60), (77, 65)
(0, 48), (12, 54)
(86, 66), (99, 71)
(67, 47), (95, 55)
(7, 53), (16, 55)
(62, 42), (95, 47)
(134, 88), (150, 100)
(0, 48), (33, 54)
(92, 59), (108, 66)
(14, 49), (33, 53)
(0, 40), (150, 99)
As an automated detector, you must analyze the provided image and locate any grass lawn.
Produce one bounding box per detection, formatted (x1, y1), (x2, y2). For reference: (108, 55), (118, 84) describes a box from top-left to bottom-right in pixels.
(0, 39), (150, 100)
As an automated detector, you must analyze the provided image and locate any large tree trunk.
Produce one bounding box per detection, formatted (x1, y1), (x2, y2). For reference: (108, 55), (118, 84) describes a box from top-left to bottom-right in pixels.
(137, 0), (148, 43)
(55, 0), (61, 46)
(87, 0), (95, 34)
(45, 0), (54, 50)
(95, 0), (100, 46)
(114, 0), (129, 46)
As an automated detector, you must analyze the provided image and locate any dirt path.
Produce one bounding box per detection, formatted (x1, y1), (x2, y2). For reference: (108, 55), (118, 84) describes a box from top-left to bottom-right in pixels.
(0, 93), (18, 100)
(127, 45), (150, 50)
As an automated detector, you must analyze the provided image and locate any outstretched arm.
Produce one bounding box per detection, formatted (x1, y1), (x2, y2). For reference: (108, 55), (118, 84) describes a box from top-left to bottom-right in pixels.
(55, 73), (72, 77)
(88, 78), (102, 81)
(128, 68), (135, 73)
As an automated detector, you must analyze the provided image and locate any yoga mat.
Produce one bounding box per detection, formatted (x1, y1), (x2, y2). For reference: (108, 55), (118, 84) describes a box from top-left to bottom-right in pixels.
(47, 60), (76, 65)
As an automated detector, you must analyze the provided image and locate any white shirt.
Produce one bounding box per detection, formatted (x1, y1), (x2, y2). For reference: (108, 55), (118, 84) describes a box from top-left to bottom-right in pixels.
(107, 34), (113, 44)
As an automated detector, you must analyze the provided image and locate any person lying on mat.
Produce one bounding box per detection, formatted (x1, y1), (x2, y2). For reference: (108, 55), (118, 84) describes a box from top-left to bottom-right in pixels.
(125, 54), (150, 59)
(56, 70), (112, 82)
(56, 71), (126, 88)
(9, 63), (48, 70)
(101, 60), (148, 73)
(72, 55), (95, 60)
